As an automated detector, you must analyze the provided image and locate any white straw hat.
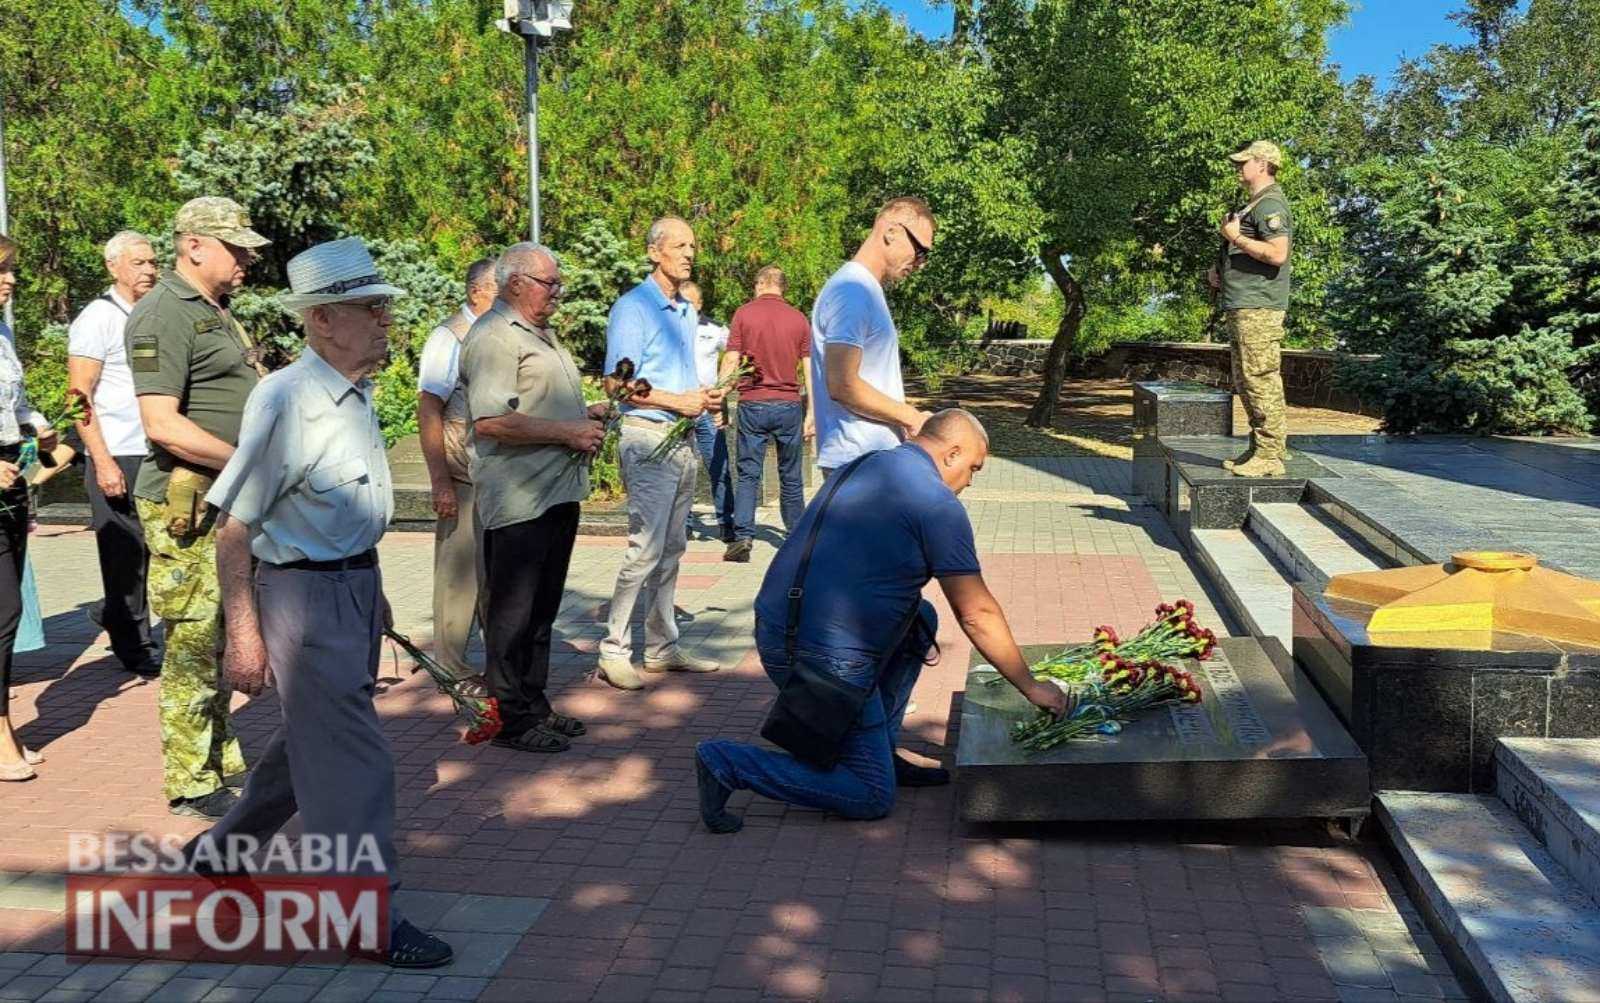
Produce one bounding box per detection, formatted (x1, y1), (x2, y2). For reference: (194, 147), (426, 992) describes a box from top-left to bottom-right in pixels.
(277, 237), (406, 313)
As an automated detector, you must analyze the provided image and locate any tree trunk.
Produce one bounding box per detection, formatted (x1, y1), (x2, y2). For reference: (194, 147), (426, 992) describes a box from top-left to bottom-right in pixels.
(1024, 253), (1087, 429)
(953, 0), (976, 45)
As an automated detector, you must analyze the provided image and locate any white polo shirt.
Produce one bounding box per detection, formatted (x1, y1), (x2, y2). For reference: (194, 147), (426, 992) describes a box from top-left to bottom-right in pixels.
(67, 288), (147, 457)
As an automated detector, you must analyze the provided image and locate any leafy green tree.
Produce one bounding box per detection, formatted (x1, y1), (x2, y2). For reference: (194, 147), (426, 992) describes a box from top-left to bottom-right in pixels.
(0, 0), (182, 332)
(1375, 0), (1600, 154)
(971, 0), (1351, 427)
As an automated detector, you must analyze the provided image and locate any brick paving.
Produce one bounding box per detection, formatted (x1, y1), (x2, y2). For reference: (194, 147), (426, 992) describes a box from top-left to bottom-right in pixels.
(0, 460), (1464, 1001)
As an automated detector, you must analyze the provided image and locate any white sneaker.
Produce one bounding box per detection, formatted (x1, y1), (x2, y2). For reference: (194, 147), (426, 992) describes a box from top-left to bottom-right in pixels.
(642, 649), (721, 673)
(594, 655), (644, 690)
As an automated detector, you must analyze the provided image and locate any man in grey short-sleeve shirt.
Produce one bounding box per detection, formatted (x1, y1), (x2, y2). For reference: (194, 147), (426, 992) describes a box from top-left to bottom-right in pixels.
(458, 242), (606, 755)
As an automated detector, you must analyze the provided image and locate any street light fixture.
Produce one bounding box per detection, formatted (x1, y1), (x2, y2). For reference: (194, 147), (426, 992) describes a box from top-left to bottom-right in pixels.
(497, 1), (574, 244)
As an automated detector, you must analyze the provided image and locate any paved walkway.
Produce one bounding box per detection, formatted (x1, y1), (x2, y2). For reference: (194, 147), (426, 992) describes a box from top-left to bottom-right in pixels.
(0, 457), (1462, 1001)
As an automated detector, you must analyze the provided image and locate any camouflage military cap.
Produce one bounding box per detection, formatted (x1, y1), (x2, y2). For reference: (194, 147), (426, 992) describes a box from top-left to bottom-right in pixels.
(173, 197), (271, 249)
(1228, 140), (1283, 167)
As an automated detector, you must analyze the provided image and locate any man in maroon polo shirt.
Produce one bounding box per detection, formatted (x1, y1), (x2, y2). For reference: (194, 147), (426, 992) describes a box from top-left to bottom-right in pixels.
(721, 265), (813, 563)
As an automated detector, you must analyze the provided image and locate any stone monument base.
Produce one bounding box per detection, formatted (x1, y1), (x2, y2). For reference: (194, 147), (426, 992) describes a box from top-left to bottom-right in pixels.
(956, 637), (1368, 823)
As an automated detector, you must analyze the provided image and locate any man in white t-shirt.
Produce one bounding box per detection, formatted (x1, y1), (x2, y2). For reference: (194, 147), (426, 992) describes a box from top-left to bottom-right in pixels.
(67, 230), (161, 677)
(811, 197), (935, 475)
(680, 280), (733, 540)
(417, 257), (497, 684)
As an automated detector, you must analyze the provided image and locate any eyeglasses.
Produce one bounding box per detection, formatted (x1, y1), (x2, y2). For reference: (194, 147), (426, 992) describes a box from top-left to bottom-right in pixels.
(513, 272), (564, 297)
(339, 297), (395, 317)
(898, 224), (931, 265)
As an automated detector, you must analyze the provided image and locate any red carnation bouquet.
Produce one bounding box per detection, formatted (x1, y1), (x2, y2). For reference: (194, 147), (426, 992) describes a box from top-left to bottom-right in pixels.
(989, 600), (1215, 754)
(983, 598), (1216, 690)
(384, 629), (502, 744)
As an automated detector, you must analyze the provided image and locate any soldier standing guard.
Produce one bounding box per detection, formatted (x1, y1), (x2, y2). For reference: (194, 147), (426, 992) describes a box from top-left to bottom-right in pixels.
(1208, 140), (1294, 478)
(195, 238), (453, 968)
(127, 196), (270, 818)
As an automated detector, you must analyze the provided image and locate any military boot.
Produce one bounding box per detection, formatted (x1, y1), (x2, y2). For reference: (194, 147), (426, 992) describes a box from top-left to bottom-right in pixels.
(1221, 450), (1254, 472)
(1229, 455), (1286, 478)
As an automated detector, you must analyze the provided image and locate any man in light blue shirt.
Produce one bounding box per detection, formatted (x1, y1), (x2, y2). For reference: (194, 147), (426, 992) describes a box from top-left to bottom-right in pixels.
(597, 217), (726, 689)
(197, 238), (453, 969)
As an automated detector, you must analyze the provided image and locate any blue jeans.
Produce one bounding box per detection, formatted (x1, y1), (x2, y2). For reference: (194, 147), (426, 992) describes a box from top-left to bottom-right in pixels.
(692, 413), (734, 531)
(733, 399), (805, 541)
(698, 602), (935, 820)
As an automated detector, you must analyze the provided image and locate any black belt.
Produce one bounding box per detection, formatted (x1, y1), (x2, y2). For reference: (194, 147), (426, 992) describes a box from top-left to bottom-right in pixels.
(270, 550), (377, 572)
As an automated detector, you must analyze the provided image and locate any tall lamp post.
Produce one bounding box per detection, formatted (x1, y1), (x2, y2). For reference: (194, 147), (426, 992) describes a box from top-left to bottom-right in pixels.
(497, 1), (573, 244)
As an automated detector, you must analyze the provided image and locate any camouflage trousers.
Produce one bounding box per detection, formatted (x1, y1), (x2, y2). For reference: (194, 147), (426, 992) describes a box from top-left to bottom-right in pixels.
(136, 498), (247, 801)
(1226, 308), (1288, 461)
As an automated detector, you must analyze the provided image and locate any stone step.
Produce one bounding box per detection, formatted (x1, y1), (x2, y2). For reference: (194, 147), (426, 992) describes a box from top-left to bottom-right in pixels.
(1246, 502), (1389, 585)
(1496, 738), (1600, 905)
(1188, 527), (1291, 646)
(1376, 791), (1600, 1003)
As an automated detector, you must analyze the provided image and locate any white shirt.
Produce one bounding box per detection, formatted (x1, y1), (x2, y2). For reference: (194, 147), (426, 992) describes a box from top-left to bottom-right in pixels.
(206, 347), (393, 564)
(693, 319), (729, 387)
(416, 304), (478, 401)
(0, 323), (47, 448)
(67, 288), (147, 457)
(809, 261), (905, 469)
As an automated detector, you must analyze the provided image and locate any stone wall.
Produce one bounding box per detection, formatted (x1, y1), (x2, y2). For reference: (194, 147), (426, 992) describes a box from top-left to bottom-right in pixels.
(975, 339), (1054, 376)
(1095, 341), (1378, 414)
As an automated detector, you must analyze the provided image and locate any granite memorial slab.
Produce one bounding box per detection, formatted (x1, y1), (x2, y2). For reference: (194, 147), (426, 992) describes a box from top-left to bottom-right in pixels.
(1293, 582), (1600, 793)
(1132, 381), (1232, 508)
(1156, 436), (1336, 530)
(956, 637), (1368, 823)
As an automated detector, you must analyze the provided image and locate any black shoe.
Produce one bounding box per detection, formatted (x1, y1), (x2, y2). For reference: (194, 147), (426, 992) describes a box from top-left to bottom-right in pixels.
(223, 770), (249, 794)
(375, 921), (453, 969)
(893, 753), (951, 788)
(720, 524), (737, 544)
(723, 540), (752, 563)
(695, 747), (743, 834)
(169, 788), (240, 819)
(124, 657), (161, 678)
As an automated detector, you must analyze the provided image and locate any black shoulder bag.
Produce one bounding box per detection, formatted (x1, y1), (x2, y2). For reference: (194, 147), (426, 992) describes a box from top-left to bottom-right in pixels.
(759, 455), (923, 769)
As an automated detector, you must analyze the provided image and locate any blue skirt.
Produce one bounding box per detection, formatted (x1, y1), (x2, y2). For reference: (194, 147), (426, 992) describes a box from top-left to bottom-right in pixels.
(15, 553), (43, 654)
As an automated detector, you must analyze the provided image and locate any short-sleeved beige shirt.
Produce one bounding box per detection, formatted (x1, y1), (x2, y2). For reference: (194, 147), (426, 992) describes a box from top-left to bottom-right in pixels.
(459, 299), (589, 531)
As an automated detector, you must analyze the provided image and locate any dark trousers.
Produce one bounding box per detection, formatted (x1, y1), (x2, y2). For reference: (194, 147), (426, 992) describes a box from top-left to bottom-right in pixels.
(85, 454), (155, 667)
(733, 400), (805, 541)
(0, 485), (28, 716)
(691, 413), (734, 531)
(482, 502), (580, 729)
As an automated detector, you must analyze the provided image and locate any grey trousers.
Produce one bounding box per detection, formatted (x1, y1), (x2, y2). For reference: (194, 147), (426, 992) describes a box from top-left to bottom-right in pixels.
(200, 561), (404, 927)
(431, 476), (485, 679)
(600, 423), (697, 662)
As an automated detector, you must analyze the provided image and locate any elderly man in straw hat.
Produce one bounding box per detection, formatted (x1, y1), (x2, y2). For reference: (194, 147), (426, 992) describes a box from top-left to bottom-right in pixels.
(127, 196), (271, 819)
(191, 237), (453, 968)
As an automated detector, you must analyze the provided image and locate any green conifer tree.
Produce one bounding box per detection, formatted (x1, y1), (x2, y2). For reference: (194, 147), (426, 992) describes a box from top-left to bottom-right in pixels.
(1339, 151), (1591, 434)
(1549, 103), (1600, 413)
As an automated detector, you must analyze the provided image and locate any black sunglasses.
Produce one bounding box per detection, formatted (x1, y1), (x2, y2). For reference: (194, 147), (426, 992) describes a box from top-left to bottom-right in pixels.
(898, 224), (931, 264)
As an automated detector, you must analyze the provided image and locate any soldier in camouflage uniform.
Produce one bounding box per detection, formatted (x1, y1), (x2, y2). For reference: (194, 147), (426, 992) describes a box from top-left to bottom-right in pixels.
(126, 197), (270, 818)
(1208, 140), (1294, 478)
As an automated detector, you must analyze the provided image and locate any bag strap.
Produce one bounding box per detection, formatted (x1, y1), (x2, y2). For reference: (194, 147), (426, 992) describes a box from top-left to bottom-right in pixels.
(784, 454), (870, 657)
(97, 293), (130, 317)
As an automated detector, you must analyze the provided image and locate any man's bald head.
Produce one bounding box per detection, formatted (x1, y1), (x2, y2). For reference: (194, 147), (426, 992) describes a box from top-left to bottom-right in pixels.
(912, 409), (988, 495)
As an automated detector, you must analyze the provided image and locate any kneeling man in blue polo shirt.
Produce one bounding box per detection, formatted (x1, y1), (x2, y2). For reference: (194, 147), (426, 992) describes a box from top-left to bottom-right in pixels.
(695, 409), (1067, 831)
